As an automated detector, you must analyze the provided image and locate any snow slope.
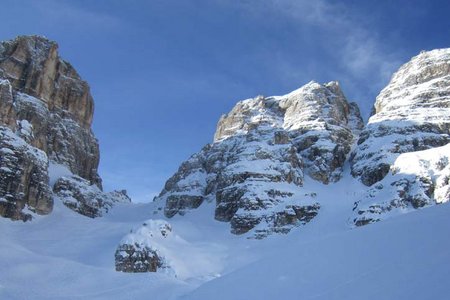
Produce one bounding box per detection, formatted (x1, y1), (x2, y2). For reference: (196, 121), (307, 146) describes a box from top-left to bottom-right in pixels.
(1, 165), (449, 299)
(184, 202), (450, 300)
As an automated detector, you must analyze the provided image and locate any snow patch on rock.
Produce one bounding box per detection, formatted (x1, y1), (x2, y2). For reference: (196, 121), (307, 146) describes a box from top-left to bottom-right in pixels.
(353, 143), (450, 226)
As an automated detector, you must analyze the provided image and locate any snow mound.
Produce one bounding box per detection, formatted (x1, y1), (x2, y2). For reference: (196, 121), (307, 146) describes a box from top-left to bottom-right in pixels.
(116, 220), (175, 275)
(115, 219), (224, 280)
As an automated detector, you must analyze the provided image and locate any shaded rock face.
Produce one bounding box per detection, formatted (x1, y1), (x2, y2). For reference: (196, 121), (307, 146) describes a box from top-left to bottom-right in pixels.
(54, 176), (130, 218)
(115, 220), (172, 273)
(156, 81), (362, 236)
(0, 35), (123, 220)
(351, 48), (450, 226)
(115, 244), (164, 273)
(0, 126), (52, 220)
(351, 48), (450, 186)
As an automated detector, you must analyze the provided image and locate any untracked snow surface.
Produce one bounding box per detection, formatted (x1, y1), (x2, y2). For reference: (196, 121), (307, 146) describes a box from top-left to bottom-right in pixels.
(1, 169), (450, 299)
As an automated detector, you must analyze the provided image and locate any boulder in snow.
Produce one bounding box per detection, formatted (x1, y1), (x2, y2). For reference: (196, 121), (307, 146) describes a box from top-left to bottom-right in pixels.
(115, 220), (173, 273)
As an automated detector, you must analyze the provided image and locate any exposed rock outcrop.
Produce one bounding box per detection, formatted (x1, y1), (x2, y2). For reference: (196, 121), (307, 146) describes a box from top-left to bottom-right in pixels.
(54, 176), (130, 218)
(0, 126), (52, 221)
(156, 81), (362, 237)
(115, 220), (173, 273)
(0, 35), (127, 220)
(0, 36), (100, 186)
(351, 48), (450, 225)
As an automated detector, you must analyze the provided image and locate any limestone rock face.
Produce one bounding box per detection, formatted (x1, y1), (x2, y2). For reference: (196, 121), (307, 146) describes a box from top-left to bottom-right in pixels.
(0, 126), (52, 220)
(0, 35), (125, 220)
(351, 48), (450, 186)
(351, 48), (450, 226)
(0, 35), (93, 128)
(156, 81), (362, 237)
(115, 220), (173, 273)
(0, 36), (100, 187)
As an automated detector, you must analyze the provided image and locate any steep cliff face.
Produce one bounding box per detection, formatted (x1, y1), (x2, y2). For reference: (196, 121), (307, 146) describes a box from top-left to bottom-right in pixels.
(0, 36), (100, 186)
(156, 81), (362, 237)
(351, 48), (450, 225)
(0, 36), (93, 128)
(0, 36), (128, 220)
(0, 126), (51, 220)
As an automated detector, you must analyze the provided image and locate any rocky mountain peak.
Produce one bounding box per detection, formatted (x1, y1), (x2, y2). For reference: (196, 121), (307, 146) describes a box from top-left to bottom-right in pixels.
(0, 35), (94, 128)
(374, 48), (450, 115)
(155, 81), (362, 237)
(214, 80), (361, 143)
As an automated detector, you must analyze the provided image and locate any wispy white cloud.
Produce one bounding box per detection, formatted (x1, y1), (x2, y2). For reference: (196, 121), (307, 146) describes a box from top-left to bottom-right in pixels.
(32, 0), (123, 31)
(262, 0), (400, 84)
(216, 0), (403, 117)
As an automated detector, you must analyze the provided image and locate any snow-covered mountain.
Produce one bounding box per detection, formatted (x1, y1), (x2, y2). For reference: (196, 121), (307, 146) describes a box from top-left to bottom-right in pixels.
(0, 36), (449, 299)
(351, 48), (450, 226)
(155, 48), (450, 237)
(154, 81), (363, 238)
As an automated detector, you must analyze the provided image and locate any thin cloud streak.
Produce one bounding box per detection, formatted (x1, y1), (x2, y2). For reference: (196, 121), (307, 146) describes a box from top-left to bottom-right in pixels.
(32, 0), (123, 31)
(216, 0), (402, 118)
(267, 0), (401, 85)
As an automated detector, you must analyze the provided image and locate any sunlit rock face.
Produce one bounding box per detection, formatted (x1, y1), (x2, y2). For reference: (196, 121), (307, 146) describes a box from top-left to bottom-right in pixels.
(156, 81), (363, 237)
(351, 48), (450, 226)
(0, 36), (126, 220)
(0, 36), (100, 186)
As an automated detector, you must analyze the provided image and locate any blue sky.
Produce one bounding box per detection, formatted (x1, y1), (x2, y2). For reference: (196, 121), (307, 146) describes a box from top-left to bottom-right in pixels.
(1, 0), (449, 202)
